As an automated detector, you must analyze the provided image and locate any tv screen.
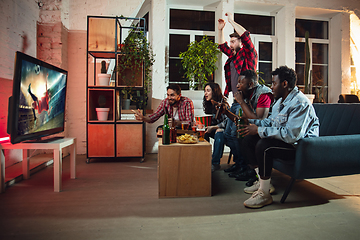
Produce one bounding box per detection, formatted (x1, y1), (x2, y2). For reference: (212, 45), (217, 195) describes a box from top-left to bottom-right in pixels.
(7, 51), (68, 144)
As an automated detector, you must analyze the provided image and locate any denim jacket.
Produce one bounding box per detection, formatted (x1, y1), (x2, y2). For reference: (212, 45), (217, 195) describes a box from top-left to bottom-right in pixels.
(249, 87), (319, 144)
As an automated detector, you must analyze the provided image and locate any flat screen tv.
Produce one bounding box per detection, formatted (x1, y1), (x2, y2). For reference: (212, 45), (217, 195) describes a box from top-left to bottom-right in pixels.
(7, 51), (68, 144)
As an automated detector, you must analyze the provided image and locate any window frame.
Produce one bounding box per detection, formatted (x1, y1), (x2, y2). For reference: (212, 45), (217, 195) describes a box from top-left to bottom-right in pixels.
(295, 18), (330, 102)
(167, 7), (277, 90)
(168, 30), (216, 89)
(252, 35), (277, 84)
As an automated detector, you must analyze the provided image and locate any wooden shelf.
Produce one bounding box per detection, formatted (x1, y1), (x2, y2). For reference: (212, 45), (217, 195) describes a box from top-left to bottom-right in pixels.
(87, 124), (115, 157)
(117, 54), (143, 87)
(88, 18), (117, 52)
(88, 89), (115, 121)
(88, 52), (116, 59)
(86, 16), (146, 160)
(116, 124), (143, 157)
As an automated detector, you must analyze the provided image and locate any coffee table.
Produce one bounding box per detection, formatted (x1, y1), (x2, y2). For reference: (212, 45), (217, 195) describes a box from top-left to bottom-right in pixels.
(158, 140), (211, 198)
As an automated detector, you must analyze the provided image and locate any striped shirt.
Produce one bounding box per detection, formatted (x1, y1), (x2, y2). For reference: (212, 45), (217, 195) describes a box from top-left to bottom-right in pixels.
(148, 96), (194, 125)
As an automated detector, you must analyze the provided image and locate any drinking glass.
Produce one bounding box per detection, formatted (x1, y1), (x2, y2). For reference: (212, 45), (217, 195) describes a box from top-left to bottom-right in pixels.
(181, 121), (189, 130)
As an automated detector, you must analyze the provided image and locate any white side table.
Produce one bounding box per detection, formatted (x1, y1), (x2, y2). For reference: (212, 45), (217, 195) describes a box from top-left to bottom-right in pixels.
(0, 137), (76, 193)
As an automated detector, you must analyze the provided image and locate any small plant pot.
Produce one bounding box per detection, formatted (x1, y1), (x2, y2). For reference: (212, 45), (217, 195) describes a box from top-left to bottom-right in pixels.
(98, 74), (111, 86)
(305, 94), (315, 104)
(122, 99), (131, 110)
(96, 108), (110, 121)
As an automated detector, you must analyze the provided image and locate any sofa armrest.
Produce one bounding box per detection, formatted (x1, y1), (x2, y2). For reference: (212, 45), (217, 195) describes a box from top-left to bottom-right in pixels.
(292, 134), (360, 179)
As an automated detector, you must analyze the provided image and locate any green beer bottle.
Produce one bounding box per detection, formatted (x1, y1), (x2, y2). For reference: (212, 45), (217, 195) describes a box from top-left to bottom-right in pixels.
(236, 108), (245, 139)
(162, 114), (170, 145)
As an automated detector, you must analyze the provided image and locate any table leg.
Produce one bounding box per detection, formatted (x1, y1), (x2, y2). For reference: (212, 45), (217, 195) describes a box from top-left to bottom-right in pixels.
(70, 139), (76, 179)
(0, 149), (5, 193)
(53, 148), (62, 192)
(22, 149), (30, 179)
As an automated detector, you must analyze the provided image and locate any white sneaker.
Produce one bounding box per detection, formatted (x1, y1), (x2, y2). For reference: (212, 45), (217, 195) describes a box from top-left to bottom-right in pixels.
(244, 180), (275, 194)
(244, 189), (273, 209)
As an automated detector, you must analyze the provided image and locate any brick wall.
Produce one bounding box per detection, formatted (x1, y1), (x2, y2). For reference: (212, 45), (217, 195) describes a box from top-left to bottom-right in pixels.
(37, 22), (68, 71)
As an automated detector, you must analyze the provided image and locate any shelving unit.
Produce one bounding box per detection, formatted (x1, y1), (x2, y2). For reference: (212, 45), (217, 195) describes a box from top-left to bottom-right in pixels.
(86, 16), (146, 163)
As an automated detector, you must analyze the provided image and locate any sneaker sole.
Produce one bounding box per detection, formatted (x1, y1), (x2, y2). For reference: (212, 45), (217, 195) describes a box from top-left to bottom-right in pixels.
(244, 186), (275, 195)
(243, 198), (273, 209)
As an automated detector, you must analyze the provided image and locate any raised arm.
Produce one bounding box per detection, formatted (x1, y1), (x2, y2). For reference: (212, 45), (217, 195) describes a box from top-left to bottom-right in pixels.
(226, 12), (246, 37)
(217, 18), (226, 45)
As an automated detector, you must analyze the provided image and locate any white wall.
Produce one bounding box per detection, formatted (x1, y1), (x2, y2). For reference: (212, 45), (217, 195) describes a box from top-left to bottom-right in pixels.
(0, 0), (39, 79)
(0, 0), (40, 167)
(329, 12), (351, 103)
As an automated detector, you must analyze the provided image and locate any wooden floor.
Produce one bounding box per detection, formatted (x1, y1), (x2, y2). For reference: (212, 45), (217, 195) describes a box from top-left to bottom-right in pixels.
(1, 153), (360, 240)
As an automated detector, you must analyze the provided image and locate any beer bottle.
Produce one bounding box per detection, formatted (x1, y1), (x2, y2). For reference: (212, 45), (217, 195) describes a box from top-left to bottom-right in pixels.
(170, 117), (177, 143)
(236, 108), (244, 139)
(162, 114), (170, 145)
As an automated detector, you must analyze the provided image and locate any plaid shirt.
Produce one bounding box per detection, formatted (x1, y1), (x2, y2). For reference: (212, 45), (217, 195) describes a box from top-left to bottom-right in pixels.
(219, 31), (258, 97)
(148, 96), (194, 125)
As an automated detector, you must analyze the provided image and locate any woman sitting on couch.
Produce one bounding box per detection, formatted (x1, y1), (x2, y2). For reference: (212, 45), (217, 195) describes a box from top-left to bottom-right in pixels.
(202, 82), (227, 172)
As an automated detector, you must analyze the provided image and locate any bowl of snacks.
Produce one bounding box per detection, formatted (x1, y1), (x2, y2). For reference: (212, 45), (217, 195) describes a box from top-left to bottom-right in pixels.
(177, 134), (198, 144)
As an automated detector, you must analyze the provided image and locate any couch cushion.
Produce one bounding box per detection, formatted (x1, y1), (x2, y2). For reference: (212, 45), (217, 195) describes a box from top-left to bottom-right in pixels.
(313, 103), (360, 136)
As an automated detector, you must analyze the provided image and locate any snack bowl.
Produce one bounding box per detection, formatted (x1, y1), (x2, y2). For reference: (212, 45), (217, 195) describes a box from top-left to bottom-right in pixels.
(177, 133), (199, 144)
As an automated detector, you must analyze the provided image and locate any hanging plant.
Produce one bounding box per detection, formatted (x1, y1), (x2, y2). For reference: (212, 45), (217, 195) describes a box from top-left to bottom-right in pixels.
(179, 36), (220, 89)
(117, 26), (155, 104)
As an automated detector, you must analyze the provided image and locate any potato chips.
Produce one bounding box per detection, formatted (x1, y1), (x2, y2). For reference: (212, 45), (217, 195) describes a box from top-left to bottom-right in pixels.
(177, 134), (198, 144)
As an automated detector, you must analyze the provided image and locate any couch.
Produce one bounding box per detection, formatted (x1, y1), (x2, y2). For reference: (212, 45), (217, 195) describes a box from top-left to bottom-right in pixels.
(273, 103), (360, 203)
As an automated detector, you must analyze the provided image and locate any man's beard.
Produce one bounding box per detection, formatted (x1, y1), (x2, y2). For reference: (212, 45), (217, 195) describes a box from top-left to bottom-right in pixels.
(233, 46), (241, 55)
(169, 100), (178, 106)
(273, 94), (280, 101)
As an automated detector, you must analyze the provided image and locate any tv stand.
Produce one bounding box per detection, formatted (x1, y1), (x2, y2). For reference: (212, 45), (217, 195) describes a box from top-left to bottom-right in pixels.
(0, 137), (76, 193)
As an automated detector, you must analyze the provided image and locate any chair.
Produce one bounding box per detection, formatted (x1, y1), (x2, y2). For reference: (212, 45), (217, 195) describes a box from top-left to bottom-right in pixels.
(338, 94), (360, 103)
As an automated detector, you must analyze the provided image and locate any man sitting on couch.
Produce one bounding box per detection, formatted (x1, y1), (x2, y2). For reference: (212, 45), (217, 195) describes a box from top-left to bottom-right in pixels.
(239, 66), (320, 208)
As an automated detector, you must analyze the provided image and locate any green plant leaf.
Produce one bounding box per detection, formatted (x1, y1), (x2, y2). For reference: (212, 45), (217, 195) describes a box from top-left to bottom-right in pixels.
(179, 36), (220, 89)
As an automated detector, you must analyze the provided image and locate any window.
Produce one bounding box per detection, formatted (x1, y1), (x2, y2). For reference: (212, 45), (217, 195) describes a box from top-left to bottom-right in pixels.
(169, 34), (190, 90)
(258, 42), (273, 85)
(234, 14), (275, 35)
(170, 9), (215, 31)
(169, 9), (216, 90)
(234, 13), (276, 84)
(295, 19), (329, 103)
(168, 10), (276, 89)
(140, 12), (149, 32)
(296, 19), (328, 39)
(351, 56), (359, 96)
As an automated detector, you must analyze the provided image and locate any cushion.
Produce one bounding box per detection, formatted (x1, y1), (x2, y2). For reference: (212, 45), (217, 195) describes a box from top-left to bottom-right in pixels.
(313, 103), (360, 136)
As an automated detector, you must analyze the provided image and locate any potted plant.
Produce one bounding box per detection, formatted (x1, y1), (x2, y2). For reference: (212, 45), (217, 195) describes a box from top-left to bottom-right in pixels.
(96, 94), (110, 120)
(98, 60), (111, 86)
(179, 36), (220, 89)
(121, 88), (131, 110)
(303, 31), (315, 103)
(117, 27), (155, 108)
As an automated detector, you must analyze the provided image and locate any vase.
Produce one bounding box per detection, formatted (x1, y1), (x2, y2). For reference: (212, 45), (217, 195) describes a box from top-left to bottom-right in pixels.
(305, 94), (315, 104)
(96, 108), (110, 121)
(98, 74), (111, 86)
(122, 99), (131, 110)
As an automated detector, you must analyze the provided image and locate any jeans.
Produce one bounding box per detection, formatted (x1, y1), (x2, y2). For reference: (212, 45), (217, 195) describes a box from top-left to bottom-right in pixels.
(224, 102), (240, 137)
(211, 131), (225, 165)
(224, 102), (246, 167)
